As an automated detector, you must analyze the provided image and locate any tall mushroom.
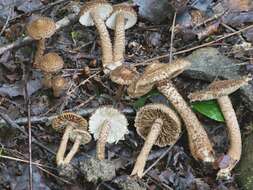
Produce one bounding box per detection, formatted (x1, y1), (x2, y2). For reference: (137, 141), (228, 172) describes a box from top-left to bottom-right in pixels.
(188, 76), (252, 179)
(52, 112), (91, 167)
(79, 0), (113, 74)
(26, 17), (56, 68)
(131, 104), (181, 178)
(89, 106), (129, 160)
(106, 3), (137, 69)
(40, 52), (64, 88)
(128, 59), (215, 163)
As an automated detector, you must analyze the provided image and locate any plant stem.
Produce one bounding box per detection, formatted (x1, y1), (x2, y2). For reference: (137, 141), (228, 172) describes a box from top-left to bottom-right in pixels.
(97, 121), (110, 160)
(90, 11), (113, 73)
(131, 118), (163, 178)
(217, 96), (241, 179)
(157, 80), (215, 162)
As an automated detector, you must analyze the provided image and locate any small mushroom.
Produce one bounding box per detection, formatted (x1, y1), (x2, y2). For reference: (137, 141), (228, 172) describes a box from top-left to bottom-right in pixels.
(128, 60), (215, 163)
(79, 1), (113, 74)
(40, 52), (64, 88)
(52, 112), (91, 167)
(106, 3), (137, 69)
(89, 106), (128, 160)
(188, 76), (252, 179)
(26, 17), (56, 68)
(131, 104), (181, 178)
(51, 76), (68, 97)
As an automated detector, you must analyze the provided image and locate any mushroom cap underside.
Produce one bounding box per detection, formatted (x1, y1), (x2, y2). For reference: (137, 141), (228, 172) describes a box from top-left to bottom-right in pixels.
(69, 129), (92, 145)
(106, 3), (137, 30)
(136, 59), (191, 87)
(135, 104), (181, 147)
(79, 0), (113, 26)
(40, 53), (64, 73)
(26, 16), (56, 40)
(188, 76), (251, 101)
(52, 112), (88, 132)
(110, 65), (139, 85)
(89, 106), (129, 143)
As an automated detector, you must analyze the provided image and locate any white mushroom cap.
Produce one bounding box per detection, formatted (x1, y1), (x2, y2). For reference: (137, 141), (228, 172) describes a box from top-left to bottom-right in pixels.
(106, 3), (137, 30)
(79, 0), (113, 26)
(89, 107), (129, 143)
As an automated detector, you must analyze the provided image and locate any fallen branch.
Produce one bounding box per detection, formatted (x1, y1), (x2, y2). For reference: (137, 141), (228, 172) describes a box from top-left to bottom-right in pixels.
(0, 11), (79, 55)
(0, 107), (135, 125)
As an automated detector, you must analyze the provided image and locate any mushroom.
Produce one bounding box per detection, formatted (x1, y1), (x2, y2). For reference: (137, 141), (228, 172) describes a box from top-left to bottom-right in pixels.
(40, 52), (64, 88)
(131, 104), (181, 178)
(127, 59), (216, 163)
(188, 76), (252, 179)
(51, 76), (68, 97)
(106, 3), (137, 69)
(89, 106), (128, 160)
(26, 16), (56, 68)
(52, 112), (91, 167)
(79, 1), (113, 74)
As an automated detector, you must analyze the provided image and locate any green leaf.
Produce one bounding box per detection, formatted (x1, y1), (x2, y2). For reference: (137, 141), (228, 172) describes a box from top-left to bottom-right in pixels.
(133, 89), (160, 110)
(192, 100), (225, 122)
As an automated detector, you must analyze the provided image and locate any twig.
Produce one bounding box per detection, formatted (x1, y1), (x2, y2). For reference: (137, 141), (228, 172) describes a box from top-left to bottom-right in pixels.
(133, 23), (253, 67)
(0, 8), (12, 36)
(0, 10), (79, 55)
(169, 12), (177, 63)
(0, 107), (134, 125)
(0, 111), (55, 155)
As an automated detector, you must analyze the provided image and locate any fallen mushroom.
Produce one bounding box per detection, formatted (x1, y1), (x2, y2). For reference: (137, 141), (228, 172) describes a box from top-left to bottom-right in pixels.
(89, 106), (128, 160)
(26, 16), (56, 68)
(106, 3), (137, 69)
(188, 76), (252, 179)
(40, 52), (64, 89)
(52, 112), (91, 178)
(51, 76), (68, 97)
(79, 1), (113, 74)
(131, 104), (181, 178)
(128, 59), (215, 163)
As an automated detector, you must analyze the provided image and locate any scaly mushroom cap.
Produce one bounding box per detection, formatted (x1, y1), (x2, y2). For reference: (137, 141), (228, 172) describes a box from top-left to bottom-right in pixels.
(188, 76), (252, 102)
(52, 112), (88, 132)
(89, 107), (129, 143)
(110, 65), (139, 85)
(127, 79), (154, 98)
(69, 129), (92, 145)
(135, 104), (181, 147)
(40, 53), (64, 73)
(52, 76), (67, 90)
(26, 17), (56, 40)
(136, 59), (191, 87)
(106, 3), (137, 30)
(79, 0), (113, 26)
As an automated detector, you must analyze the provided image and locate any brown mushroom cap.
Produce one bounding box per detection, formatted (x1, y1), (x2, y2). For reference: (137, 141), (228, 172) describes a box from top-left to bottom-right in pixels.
(188, 76), (251, 102)
(52, 112), (88, 132)
(69, 129), (92, 145)
(26, 17), (56, 40)
(136, 59), (191, 87)
(79, 0), (113, 26)
(106, 3), (137, 30)
(127, 79), (154, 98)
(40, 53), (64, 73)
(135, 104), (181, 147)
(110, 65), (139, 85)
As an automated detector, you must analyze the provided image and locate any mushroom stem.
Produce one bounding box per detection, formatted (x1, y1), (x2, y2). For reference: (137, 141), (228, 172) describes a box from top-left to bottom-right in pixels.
(157, 81), (215, 162)
(131, 118), (163, 178)
(90, 10), (113, 73)
(113, 13), (125, 67)
(97, 121), (111, 160)
(63, 135), (82, 165)
(34, 39), (45, 68)
(216, 96), (241, 179)
(42, 73), (52, 88)
(56, 125), (73, 166)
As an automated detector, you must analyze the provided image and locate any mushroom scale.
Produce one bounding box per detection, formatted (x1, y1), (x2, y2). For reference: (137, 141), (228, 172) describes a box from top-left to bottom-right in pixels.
(40, 53), (64, 73)
(89, 106), (129, 160)
(188, 76), (252, 179)
(131, 104), (181, 178)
